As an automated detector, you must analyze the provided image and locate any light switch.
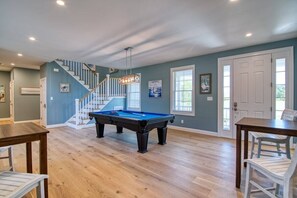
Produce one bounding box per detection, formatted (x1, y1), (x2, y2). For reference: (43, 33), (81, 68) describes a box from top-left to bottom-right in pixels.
(207, 96), (213, 101)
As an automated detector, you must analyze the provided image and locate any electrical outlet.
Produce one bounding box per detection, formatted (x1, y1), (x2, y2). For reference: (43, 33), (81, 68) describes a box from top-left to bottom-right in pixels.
(181, 120), (184, 124)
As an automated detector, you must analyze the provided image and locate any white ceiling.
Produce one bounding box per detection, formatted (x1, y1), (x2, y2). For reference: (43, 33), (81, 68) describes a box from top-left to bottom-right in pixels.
(0, 0), (297, 71)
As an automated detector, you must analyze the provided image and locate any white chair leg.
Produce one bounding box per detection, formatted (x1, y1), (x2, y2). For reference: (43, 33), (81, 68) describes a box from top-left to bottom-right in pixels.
(283, 180), (293, 198)
(250, 136), (255, 159)
(257, 139), (262, 158)
(36, 180), (45, 198)
(244, 164), (252, 198)
(8, 147), (14, 171)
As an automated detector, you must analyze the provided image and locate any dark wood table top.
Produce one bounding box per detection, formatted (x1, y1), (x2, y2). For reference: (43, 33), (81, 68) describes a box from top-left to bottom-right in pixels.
(0, 122), (49, 141)
(235, 117), (297, 134)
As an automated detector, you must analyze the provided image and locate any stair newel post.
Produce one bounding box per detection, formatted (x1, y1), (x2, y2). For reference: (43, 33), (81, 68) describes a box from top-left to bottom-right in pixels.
(106, 74), (110, 99)
(75, 99), (79, 126)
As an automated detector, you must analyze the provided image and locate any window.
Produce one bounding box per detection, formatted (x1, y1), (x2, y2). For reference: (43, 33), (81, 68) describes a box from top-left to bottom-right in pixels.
(170, 65), (195, 116)
(127, 80), (141, 111)
(275, 58), (286, 119)
(223, 65), (231, 130)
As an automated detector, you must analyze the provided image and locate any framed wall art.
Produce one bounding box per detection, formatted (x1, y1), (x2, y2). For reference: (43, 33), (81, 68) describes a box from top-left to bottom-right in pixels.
(148, 80), (162, 98)
(60, 83), (70, 93)
(200, 73), (211, 94)
(0, 85), (5, 102)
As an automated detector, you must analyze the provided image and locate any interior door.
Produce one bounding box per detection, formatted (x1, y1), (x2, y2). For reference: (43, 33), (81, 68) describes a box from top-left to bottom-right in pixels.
(9, 81), (14, 121)
(40, 78), (47, 127)
(233, 54), (272, 136)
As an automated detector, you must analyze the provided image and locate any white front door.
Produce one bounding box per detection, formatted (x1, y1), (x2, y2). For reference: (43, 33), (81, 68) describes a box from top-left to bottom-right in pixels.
(9, 81), (14, 121)
(233, 54), (272, 134)
(40, 78), (47, 127)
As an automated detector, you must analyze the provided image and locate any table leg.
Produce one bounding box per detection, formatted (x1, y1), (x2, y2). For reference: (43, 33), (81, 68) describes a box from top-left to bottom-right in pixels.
(96, 123), (105, 138)
(26, 142), (33, 173)
(236, 125), (242, 188)
(40, 134), (48, 198)
(116, 126), (123, 133)
(244, 130), (248, 167)
(136, 131), (149, 153)
(157, 127), (167, 145)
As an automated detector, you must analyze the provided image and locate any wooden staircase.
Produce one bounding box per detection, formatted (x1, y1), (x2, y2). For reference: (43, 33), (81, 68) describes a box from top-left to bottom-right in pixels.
(66, 75), (126, 129)
(55, 59), (99, 90)
(54, 59), (126, 129)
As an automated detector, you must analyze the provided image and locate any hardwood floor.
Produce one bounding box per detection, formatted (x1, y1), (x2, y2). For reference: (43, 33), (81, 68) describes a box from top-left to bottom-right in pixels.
(0, 121), (294, 197)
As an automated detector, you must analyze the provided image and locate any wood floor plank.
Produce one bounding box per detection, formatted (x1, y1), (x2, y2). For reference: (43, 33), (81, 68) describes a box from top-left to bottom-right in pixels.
(2, 121), (296, 197)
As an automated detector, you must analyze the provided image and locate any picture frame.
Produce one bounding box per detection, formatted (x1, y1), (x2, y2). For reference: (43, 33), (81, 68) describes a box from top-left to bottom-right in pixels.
(148, 80), (162, 98)
(0, 84), (5, 103)
(60, 83), (70, 93)
(200, 73), (211, 94)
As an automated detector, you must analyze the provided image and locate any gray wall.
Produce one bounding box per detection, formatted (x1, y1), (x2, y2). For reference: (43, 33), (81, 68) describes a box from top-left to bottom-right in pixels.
(13, 68), (40, 121)
(0, 71), (10, 118)
(133, 38), (297, 132)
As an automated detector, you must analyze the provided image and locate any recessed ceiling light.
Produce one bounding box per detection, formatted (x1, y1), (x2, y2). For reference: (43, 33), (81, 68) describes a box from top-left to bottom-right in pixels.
(245, 33), (253, 37)
(230, 0), (238, 2)
(56, 0), (65, 6)
(10, 63), (15, 66)
(17, 53), (23, 57)
(29, 36), (36, 41)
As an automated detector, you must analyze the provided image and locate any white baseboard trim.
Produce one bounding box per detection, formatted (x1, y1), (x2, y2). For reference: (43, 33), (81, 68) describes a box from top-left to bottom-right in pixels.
(46, 123), (67, 128)
(14, 119), (40, 124)
(168, 125), (218, 137)
(0, 118), (11, 121)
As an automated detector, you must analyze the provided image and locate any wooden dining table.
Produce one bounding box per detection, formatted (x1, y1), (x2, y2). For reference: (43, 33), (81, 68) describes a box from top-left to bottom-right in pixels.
(0, 122), (49, 198)
(235, 117), (297, 188)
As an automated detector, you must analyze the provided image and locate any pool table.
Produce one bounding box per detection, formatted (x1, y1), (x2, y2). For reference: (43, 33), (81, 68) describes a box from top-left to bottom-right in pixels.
(89, 110), (175, 153)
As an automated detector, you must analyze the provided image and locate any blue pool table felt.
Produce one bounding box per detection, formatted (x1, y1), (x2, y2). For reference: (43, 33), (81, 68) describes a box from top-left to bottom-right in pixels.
(93, 110), (171, 120)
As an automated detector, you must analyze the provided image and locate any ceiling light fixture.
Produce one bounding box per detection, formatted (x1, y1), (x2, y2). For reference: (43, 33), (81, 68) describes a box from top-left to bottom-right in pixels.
(245, 33), (253, 37)
(230, 0), (238, 2)
(29, 36), (36, 41)
(10, 63), (15, 66)
(119, 47), (140, 85)
(17, 53), (23, 57)
(56, 0), (65, 6)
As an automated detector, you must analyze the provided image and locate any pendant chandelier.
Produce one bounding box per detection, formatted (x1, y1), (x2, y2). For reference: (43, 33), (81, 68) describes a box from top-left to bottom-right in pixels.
(119, 47), (140, 85)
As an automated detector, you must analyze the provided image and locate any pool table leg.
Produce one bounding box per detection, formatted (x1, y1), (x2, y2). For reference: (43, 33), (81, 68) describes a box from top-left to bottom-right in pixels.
(157, 127), (167, 145)
(96, 123), (105, 138)
(136, 132), (149, 153)
(116, 126), (123, 133)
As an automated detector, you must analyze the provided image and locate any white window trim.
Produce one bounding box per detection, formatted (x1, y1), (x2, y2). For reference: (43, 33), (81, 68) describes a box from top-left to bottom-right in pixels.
(170, 65), (195, 116)
(127, 73), (141, 111)
(217, 46), (294, 139)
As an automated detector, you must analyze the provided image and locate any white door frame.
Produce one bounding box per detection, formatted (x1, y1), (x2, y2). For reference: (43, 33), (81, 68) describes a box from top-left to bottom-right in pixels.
(218, 46), (294, 138)
(40, 78), (47, 127)
(9, 80), (14, 121)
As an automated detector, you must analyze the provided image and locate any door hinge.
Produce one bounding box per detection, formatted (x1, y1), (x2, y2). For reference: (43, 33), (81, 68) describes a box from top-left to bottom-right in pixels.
(271, 58), (273, 63)
(270, 107), (273, 111)
(271, 82), (273, 87)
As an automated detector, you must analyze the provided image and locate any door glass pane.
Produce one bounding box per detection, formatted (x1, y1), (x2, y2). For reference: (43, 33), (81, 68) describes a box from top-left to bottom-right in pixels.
(275, 58), (286, 120)
(223, 65), (231, 130)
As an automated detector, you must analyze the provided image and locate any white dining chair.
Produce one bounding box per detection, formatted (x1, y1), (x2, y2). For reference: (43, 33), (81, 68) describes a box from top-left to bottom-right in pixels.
(0, 171), (48, 198)
(250, 109), (297, 159)
(244, 144), (297, 198)
(0, 146), (14, 171)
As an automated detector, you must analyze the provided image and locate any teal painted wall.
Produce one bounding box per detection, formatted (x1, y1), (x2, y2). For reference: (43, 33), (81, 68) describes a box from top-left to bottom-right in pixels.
(13, 68), (40, 121)
(43, 61), (89, 125)
(133, 38), (297, 132)
(43, 61), (125, 125)
(0, 71), (10, 118)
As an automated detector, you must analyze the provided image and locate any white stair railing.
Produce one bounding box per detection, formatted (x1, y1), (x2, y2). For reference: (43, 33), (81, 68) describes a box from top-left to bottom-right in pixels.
(75, 74), (126, 125)
(59, 59), (99, 89)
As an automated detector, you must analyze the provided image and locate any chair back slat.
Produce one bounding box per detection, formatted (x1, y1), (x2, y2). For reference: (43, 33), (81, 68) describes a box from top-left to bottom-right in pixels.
(281, 109), (297, 121)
